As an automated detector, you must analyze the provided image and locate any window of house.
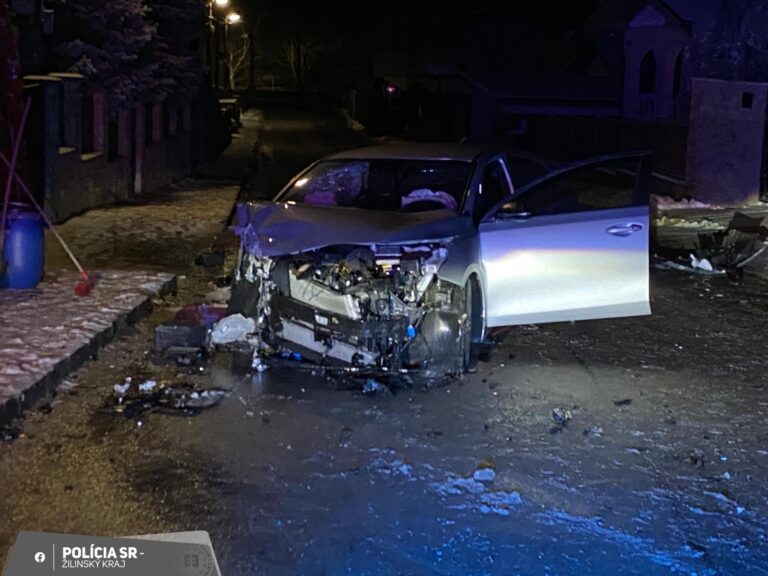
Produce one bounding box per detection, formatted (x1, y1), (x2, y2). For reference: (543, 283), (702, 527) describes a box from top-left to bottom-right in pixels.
(743, 92), (754, 109)
(673, 52), (683, 97)
(639, 50), (657, 94)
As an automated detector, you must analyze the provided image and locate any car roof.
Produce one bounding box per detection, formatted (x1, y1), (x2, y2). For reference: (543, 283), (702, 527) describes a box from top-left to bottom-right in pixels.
(324, 143), (490, 163)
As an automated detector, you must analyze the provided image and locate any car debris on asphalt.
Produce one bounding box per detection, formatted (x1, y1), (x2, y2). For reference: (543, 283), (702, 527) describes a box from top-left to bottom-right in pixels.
(110, 377), (229, 418)
(211, 313), (256, 345)
(655, 211), (768, 276)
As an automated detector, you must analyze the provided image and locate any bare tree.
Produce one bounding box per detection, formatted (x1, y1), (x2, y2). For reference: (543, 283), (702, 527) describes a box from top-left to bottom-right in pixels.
(693, 0), (768, 81)
(281, 36), (325, 90)
(227, 31), (250, 89)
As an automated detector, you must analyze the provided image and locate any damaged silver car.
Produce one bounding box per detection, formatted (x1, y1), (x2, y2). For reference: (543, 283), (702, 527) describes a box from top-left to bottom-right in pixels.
(230, 144), (652, 375)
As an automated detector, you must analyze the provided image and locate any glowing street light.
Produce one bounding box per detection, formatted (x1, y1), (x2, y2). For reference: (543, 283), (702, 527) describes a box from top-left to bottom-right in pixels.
(207, 0), (229, 19)
(225, 12), (242, 24)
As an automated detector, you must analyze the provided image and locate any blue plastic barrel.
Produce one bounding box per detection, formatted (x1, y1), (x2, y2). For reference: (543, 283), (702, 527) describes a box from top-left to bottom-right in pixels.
(0, 208), (45, 289)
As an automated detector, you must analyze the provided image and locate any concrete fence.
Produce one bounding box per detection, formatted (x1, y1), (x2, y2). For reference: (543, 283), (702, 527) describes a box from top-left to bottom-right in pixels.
(22, 73), (194, 222)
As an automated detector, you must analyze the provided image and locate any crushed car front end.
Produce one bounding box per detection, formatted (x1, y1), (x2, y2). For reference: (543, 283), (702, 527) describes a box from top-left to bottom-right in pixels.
(228, 202), (475, 375)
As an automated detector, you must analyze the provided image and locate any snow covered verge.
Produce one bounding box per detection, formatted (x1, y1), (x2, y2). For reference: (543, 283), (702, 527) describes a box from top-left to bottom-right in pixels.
(0, 270), (174, 426)
(651, 195), (724, 212)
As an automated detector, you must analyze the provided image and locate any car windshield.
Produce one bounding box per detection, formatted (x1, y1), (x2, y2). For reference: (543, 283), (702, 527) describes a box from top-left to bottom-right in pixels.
(280, 159), (473, 212)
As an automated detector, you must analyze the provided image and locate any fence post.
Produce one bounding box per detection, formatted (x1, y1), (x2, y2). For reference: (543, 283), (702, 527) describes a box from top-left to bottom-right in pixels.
(49, 72), (84, 152)
(22, 75), (61, 216)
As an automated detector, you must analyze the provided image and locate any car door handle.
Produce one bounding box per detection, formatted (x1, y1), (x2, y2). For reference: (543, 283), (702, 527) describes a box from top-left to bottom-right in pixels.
(606, 223), (644, 237)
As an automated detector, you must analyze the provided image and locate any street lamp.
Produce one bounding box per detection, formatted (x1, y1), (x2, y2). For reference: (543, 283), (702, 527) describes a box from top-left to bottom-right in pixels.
(208, 0), (229, 19)
(206, 1), (239, 89)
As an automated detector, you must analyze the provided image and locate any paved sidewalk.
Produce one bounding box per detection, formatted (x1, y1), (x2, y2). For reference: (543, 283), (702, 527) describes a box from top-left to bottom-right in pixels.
(1, 156), (243, 429)
(0, 106), (364, 428)
(0, 271), (175, 426)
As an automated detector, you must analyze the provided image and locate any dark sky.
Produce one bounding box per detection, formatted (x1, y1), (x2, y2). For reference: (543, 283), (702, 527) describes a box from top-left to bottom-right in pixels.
(236, 0), (720, 38)
(666, 0), (718, 30)
(241, 0), (604, 63)
(233, 0), (723, 84)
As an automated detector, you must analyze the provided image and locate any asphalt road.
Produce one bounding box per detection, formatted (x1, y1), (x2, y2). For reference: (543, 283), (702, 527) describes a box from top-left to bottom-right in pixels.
(1, 102), (767, 576)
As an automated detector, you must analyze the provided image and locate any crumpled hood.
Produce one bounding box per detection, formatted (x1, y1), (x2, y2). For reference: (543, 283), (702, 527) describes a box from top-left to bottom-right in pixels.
(233, 201), (472, 256)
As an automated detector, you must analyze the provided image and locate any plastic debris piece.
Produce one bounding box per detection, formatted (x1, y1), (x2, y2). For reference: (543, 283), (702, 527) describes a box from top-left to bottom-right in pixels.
(551, 407), (573, 425)
(251, 355), (270, 372)
(211, 313), (256, 344)
(362, 379), (389, 395)
(113, 377), (131, 396)
(138, 379), (157, 393)
(690, 254), (714, 272)
(583, 425), (604, 438)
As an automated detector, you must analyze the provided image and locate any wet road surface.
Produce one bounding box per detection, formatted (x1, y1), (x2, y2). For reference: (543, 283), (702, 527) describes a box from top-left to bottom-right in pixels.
(1, 102), (767, 575)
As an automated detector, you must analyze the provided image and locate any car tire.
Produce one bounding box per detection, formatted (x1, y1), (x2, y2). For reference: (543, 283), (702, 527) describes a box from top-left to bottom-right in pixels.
(459, 280), (474, 372)
(460, 278), (480, 372)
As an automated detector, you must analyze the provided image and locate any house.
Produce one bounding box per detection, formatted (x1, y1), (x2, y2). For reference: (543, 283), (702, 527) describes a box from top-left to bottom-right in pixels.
(587, 0), (692, 122)
(411, 0), (693, 178)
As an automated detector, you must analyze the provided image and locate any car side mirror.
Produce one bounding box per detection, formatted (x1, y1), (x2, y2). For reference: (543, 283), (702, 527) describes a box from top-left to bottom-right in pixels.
(497, 204), (532, 220)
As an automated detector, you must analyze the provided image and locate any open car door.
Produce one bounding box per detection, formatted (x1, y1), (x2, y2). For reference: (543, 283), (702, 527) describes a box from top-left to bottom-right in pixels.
(479, 153), (651, 328)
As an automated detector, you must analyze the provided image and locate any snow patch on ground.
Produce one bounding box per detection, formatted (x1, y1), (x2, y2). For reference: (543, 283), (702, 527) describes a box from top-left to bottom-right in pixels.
(0, 270), (173, 410)
(652, 195), (723, 211)
(431, 473), (523, 517)
(537, 509), (718, 574)
(366, 448), (414, 478)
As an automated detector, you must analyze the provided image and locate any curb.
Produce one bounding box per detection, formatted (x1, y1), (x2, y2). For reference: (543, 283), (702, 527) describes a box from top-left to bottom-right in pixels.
(0, 275), (177, 430)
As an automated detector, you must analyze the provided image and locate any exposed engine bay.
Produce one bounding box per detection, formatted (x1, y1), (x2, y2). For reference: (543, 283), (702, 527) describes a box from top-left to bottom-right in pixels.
(231, 243), (469, 374)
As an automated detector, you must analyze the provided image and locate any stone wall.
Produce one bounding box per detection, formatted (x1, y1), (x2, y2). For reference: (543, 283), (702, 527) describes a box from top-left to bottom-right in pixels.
(686, 78), (768, 205)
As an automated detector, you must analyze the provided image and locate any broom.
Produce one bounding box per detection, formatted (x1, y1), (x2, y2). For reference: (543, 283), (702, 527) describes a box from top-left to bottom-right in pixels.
(0, 98), (30, 283)
(0, 150), (96, 295)
(0, 130), (96, 296)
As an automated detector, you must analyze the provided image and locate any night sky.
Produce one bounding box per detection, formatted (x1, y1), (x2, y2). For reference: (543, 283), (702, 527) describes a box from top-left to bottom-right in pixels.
(227, 0), (721, 86)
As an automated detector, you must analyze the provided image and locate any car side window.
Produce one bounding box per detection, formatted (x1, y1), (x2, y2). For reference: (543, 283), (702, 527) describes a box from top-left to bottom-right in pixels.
(473, 160), (511, 225)
(504, 154), (549, 189)
(504, 158), (645, 217)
